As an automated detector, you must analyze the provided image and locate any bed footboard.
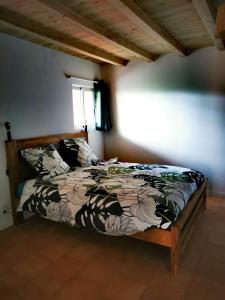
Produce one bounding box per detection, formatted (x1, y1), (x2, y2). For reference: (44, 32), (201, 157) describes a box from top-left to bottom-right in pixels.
(170, 184), (207, 273)
(132, 179), (207, 274)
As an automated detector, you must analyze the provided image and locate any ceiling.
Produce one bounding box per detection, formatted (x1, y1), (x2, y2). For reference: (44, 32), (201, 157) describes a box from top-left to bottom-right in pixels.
(0, 0), (224, 66)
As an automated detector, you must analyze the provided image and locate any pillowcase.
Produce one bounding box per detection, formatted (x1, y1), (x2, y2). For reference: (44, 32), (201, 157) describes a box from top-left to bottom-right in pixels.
(60, 137), (99, 167)
(21, 145), (70, 180)
(59, 138), (80, 167)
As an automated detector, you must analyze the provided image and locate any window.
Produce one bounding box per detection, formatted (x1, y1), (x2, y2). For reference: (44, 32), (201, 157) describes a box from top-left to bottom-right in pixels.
(72, 82), (95, 130)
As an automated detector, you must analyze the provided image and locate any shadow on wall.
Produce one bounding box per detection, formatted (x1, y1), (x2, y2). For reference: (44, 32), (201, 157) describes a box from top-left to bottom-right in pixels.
(105, 90), (225, 194)
(114, 50), (225, 95)
(104, 131), (214, 190)
(104, 131), (173, 164)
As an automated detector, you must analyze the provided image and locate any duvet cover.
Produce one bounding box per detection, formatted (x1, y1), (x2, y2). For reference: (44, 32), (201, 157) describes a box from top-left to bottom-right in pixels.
(18, 162), (204, 236)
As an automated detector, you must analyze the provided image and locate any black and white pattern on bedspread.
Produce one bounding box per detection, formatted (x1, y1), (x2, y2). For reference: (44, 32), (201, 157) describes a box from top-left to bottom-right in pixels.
(18, 163), (204, 235)
(21, 145), (70, 180)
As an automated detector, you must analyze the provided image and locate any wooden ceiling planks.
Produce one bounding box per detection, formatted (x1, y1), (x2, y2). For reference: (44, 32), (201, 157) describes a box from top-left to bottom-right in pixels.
(0, 21), (99, 62)
(0, 0), (223, 65)
(37, 0), (155, 62)
(216, 3), (225, 39)
(107, 0), (186, 56)
(0, 1), (130, 63)
(192, 0), (225, 50)
(0, 6), (127, 65)
(56, 0), (166, 56)
(137, 0), (213, 50)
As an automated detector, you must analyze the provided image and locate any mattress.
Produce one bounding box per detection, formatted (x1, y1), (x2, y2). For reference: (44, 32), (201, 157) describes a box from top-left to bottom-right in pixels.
(17, 162), (204, 236)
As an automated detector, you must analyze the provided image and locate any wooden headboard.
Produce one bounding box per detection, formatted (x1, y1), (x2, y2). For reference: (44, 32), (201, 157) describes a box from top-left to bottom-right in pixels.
(5, 131), (88, 225)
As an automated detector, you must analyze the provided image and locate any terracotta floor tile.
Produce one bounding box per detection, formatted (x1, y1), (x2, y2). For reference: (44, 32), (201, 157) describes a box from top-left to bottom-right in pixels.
(195, 246), (225, 284)
(197, 260), (225, 285)
(208, 222), (225, 246)
(27, 236), (60, 252)
(0, 227), (29, 246)
(67, 241), (102, 264)
(203, 242), (225, 263)
(0, 242), (36, 273)
(140, 286), (186, 300)
(44, 255), (84, 282)
(99, 244), (129, 262)
(0, 289), (19, 300)
(54, 275), (105, 300)
(0, 242), (11, 256)
(0, 196), (224, 300)
(10, 254), (51, 284)
(57, 231), (84, 247)
(139, 260), (193, 300)
(0, 272), (23, 293)
(101, 273), (147, 300)
(16, 273), (61, 300)
(140, 264), (191, 300)
(79, 254), (123, 284)
(117, 251), (164, 286)
(179, 241), (205, 273)
(37, 240), (71, 260)
(9, 245), (36, 263)
(188, 218), (209, 245)
(187, 276), (225, 300)
(0, 253), (16, 273)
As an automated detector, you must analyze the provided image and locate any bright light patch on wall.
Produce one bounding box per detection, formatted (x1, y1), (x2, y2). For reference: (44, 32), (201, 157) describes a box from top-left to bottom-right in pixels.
(117, 91), (224, 168)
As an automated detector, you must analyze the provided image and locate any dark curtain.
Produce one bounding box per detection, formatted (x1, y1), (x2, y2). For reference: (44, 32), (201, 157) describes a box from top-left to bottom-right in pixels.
(94, 80), (112, 131)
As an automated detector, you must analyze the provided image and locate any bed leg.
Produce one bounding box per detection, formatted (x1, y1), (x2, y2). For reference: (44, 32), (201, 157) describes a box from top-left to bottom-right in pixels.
(170, 245), (180, 274)
(170, 226), (180, 274)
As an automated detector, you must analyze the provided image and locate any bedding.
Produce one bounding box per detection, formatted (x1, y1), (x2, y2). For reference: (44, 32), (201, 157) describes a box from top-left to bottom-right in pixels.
(60, 137), (99, 167)
(17, 162), (204, 236)
(59, 138), (80, 167)
(21, 145), (70, 180)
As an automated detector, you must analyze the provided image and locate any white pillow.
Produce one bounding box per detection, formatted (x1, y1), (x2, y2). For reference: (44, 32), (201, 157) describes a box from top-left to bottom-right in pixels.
(21, 145), (70, 180)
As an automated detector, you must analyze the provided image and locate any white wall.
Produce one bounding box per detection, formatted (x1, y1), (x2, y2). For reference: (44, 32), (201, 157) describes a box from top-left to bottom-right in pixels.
(102, 47), (225, 195)
(0, 33), (103, 230)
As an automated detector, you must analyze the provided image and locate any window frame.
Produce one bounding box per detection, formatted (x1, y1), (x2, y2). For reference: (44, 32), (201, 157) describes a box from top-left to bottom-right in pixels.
(72, 83), (95, 130)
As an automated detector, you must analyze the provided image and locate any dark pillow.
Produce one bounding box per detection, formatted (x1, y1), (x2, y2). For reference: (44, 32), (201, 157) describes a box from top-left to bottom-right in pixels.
(59, 138), (99, 167)
(18, 151), (37, 182)
(59, 139), (80, 168)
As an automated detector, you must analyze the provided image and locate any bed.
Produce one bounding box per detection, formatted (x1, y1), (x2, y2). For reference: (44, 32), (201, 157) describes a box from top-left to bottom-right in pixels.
(5, 130), (207, 274)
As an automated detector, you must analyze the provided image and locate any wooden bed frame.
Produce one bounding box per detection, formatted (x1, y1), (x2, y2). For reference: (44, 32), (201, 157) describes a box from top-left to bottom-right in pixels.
(5, 130), (207, 274)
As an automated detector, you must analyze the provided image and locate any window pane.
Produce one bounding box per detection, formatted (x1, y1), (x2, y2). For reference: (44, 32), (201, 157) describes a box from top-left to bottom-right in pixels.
(72, 88), (85, 130)
(83, 89), (95, 129)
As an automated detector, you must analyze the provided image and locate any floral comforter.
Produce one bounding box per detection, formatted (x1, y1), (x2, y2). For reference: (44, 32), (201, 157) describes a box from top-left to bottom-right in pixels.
(18, 162), (204, 235)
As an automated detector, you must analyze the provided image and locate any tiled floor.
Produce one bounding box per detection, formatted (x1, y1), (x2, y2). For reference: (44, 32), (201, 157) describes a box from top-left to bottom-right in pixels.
(0, 196), (225, 300)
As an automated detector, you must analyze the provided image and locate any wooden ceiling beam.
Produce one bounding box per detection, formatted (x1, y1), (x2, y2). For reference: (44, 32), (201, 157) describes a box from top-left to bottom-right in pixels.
(216, 3), (225, 39)
(37, 0), (155, 62)
(192, 0), (225, 51)
(0, 15), (127, 66)
(107, 0), (186, 56)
